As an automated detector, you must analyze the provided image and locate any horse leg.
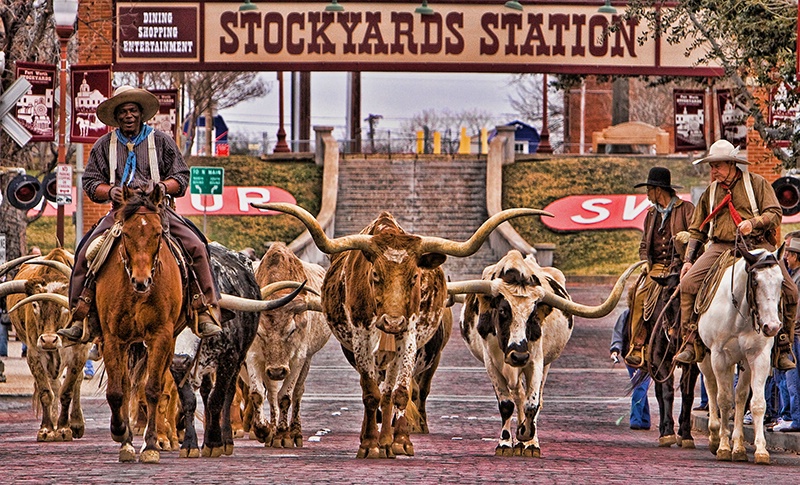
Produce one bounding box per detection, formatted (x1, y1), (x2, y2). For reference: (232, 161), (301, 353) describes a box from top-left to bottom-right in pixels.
(104, 341), (135, 462)
(711, 357), (735, 461)
(655, 377), (677, 447)
(677, 365), (699, 448)
(698, 358), (720, 456)
(748, 352), (773, 465)
(140, 339), (172, 464)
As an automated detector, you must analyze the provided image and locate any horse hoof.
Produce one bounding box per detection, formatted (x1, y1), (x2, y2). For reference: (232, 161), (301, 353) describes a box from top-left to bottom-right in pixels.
(680, 439), (695, 449)
(119, 444), (136, 463)
(658, 435), (677, 447)
(233, 429), (245, 439)
(716, 449), (732, 461)
(732, 450), (748, 462)
(139, 449), (160, 464)
(755, 452), (770, 465)
(223, 444), (234, 456)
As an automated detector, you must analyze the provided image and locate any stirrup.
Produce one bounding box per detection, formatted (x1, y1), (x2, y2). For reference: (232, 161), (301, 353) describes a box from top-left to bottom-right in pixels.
(674, 347), (696, 364)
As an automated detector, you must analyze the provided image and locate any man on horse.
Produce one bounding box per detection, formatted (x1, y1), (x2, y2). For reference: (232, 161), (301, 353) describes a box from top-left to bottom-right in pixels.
(624, 167), (694, 368)
(58, 86), (223, 343)
(674, 139), (797, 370)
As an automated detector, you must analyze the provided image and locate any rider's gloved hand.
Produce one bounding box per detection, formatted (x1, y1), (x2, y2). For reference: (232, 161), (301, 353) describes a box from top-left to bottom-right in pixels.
(109, 186), (123, 204)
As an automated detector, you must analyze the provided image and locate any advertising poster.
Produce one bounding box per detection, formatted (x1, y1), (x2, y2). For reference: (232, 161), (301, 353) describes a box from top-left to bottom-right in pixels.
(70, 65), (111, 143)
(717, 89), (748, 148)
(768, 82), (800, 148)
(148, 89), (179, 139)
(673, 89), (706, 152)
(14, 62), (56, 142)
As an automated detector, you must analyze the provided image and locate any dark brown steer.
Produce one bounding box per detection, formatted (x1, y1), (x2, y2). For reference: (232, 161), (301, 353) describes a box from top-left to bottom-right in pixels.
(253, 202), (550, 459)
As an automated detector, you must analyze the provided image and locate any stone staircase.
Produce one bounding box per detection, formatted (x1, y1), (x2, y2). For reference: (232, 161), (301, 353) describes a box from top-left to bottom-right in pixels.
(334, 155), (504, 281)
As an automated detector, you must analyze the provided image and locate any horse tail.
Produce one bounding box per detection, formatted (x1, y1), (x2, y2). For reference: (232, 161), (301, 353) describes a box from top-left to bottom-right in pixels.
(627, 369), (650, 396)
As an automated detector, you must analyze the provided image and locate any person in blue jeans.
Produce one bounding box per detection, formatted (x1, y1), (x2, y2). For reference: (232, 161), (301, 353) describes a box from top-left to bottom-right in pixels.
(777, 236), (800, 431)
(610, 309), (650, 430)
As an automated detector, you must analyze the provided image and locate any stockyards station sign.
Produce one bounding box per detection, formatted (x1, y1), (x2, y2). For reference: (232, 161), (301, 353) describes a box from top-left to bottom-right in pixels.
(113, 1), (721, 76)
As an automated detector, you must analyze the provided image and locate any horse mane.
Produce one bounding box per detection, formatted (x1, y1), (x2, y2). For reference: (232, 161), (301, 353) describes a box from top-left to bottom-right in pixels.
(119, 192), (161, 221)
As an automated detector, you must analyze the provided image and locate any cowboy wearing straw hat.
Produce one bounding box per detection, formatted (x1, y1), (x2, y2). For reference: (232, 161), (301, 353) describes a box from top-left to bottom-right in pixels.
(624, 167), (694, 368)
(673, 139), (797, 369)
(58, 85), (223, 343)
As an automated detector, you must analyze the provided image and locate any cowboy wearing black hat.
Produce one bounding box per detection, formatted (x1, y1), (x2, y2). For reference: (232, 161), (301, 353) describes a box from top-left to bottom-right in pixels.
(58, 86), (223, 344)
(624, 167), (694, 367)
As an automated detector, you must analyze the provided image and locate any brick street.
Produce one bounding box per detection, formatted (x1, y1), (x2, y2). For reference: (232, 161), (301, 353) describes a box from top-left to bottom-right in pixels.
(2, 280), (800, 484)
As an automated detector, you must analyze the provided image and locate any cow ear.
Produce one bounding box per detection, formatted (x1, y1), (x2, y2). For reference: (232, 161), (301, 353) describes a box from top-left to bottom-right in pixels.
(419, 252), (446, 269)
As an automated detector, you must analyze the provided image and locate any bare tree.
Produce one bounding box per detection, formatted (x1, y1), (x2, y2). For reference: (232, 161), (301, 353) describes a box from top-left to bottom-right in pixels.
(507, 74), (565, 152)
(118, 71), (270, 157)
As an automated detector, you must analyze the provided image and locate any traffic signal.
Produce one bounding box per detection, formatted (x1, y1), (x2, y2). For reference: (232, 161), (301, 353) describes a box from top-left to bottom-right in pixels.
(5, 174), (42, 211)
(773, 176), (800, 216)
(42, 172), (58, 203)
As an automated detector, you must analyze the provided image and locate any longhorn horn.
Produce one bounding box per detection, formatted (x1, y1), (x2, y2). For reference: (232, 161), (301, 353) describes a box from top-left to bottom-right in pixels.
(9, 292), (70, 313)
(261, 280), (320, 299)
(0, 255), (38, 277)
(220, 282), (306, 313)
(446, 279), (501, 296)
(0, 280), (28, 298)
(304, 295), (324, 312)
(24, 259), (73, 277)
(419, 208), (554, 256)
(539, 260), (646, 318)
(251, 203), (372, 254)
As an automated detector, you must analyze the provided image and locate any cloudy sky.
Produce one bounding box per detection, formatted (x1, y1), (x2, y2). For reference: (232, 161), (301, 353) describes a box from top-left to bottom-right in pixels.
(217, 72), (522, 142)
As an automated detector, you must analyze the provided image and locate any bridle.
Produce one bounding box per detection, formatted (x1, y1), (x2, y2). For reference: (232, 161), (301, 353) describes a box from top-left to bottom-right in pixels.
(733, 234), (781, 334)
(118, 205), (164, 292)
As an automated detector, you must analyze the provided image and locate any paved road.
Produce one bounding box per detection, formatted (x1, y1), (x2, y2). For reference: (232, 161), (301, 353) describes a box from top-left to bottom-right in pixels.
(2, 281), (800, 483)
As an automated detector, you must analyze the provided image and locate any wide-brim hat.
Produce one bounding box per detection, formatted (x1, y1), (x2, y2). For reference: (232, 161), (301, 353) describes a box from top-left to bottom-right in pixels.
(634, 166), (682, 189)
(787, 238), (800, 254)
(96, 85), (160, 127)
(693, 139), (750, 165)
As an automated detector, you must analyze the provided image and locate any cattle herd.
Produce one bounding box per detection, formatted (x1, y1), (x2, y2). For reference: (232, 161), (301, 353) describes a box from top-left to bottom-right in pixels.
(0, 201), (646, 463)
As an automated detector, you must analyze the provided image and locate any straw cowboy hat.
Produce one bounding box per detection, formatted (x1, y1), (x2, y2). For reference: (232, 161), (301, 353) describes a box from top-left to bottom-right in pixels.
(634, 166), (682, 189)
(692, 139), (749, 165)
(96, 85), (160, 127)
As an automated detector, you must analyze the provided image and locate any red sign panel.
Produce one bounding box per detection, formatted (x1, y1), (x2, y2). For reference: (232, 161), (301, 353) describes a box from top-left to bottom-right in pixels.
(28, 186), (297, 217)
(70, 65), (112, 143)
(542, 194), (693, 232)
(14, 62), (56, 142)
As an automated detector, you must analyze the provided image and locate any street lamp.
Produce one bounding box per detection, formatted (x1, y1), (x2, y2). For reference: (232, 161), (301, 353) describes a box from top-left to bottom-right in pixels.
(274, 72), (291, 153)
(53, 0), (79, 247)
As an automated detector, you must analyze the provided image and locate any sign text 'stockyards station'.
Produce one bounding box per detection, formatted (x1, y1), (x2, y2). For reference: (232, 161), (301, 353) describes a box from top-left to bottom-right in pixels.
(113, 2), (721, 77)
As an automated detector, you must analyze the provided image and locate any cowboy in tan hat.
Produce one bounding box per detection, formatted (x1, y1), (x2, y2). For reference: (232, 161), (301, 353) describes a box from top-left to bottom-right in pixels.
(674, 139), (797, 369)
(59, 85), (223, 344)
(624, 167), (694, 368)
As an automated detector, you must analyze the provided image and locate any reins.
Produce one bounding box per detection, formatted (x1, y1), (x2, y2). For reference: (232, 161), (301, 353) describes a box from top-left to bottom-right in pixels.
(731, 231), (780, 334)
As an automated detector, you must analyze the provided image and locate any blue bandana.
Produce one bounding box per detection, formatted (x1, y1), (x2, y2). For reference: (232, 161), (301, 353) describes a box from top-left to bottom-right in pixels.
(116, 124), (153, 187)
(654, 196), (678, 231)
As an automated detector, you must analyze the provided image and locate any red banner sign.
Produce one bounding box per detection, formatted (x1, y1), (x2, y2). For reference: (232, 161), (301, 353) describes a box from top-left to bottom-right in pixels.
(542, 194), (692, 232)
(26, 186), (296, 217)
(14, 62), (57, 142)
(70, 65), (112, 143)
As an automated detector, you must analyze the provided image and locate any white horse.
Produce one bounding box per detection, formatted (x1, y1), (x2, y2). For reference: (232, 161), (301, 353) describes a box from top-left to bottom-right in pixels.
(697, 244), (785, 465)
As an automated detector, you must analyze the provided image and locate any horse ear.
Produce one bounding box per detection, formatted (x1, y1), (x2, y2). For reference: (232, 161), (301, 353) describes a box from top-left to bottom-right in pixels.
(776, 242), (786, 262)
(736, 240), (758, 265)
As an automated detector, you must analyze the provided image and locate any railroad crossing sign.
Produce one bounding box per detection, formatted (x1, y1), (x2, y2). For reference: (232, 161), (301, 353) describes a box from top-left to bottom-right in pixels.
(0, 77), (33, 147)
(190, 166), (224, 195)
(56, 164), (72, 205)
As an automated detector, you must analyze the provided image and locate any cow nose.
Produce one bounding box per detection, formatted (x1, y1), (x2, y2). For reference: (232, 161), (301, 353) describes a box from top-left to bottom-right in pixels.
(40, 333), (60, 351)
(505, 341), (529, 367)
(378, 315), (406, 334)
(267, 367), (289, 381)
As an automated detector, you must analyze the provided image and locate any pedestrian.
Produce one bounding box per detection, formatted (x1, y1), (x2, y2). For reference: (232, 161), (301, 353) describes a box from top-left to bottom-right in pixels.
(674, 139), (797, 370)
(611, 308), (651, 430)
(624, 166), (693, 367)
(57, 85), (224, 344)
(773, 236), (800, 431)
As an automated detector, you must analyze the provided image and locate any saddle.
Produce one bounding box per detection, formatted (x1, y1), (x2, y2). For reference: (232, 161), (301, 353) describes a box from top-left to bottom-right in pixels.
(694, 249), (737, 316)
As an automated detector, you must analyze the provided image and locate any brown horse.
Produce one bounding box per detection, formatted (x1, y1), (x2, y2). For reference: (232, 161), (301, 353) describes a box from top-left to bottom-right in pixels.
(97, 184), (183, 463)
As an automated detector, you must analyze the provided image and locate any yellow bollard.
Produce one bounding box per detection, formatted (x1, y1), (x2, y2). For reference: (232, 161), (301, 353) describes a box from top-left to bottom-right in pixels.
(458, 127), (470, 154)
(433, 132), (441, 154)
(480, 128), (488, 154)
(416, 130), (424, 154)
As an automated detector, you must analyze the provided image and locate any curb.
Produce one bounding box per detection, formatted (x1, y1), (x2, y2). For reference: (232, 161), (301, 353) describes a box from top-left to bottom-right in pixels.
(691, 410), (800, 453)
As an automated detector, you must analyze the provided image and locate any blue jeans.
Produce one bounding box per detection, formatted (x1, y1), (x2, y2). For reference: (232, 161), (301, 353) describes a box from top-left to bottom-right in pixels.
(627, 366), (651, 428)
(0, 323), (9, 357)
(786, 337), (800, 423)
(775, 370), (791, 421)
(700, 374), (708, 407)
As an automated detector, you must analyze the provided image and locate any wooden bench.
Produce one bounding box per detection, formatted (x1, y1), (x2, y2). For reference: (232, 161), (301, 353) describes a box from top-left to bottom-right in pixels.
(592, 121), (670, 155)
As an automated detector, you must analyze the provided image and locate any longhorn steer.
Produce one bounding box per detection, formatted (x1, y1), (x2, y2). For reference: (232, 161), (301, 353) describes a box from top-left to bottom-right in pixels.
(0, 248), (88, 442)
(254, 202), (551, 458)
(453, 251), (643, 457)
(245, 242), (330, 447)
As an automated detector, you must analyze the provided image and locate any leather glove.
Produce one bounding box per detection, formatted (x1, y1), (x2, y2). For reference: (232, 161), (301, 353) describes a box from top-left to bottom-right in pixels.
(109, 186), (123, 204)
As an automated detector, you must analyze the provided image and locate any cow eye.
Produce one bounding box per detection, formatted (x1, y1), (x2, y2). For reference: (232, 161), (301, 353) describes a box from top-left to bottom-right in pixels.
(371, 269), (380, 284)
(410, 274), (418, 286)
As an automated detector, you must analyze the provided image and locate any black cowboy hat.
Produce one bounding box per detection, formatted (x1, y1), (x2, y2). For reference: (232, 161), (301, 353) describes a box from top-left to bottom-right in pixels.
(634, 166), (683, 190)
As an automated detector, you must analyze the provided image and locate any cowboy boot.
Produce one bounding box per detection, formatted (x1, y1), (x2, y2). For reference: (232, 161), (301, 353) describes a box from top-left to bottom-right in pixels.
(196, 304), (223, 338)
(775, 330), (796, 371)
(57, 287), (95, 344)
(674, 292), (698, 364)
(624, 320), (646, 368)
